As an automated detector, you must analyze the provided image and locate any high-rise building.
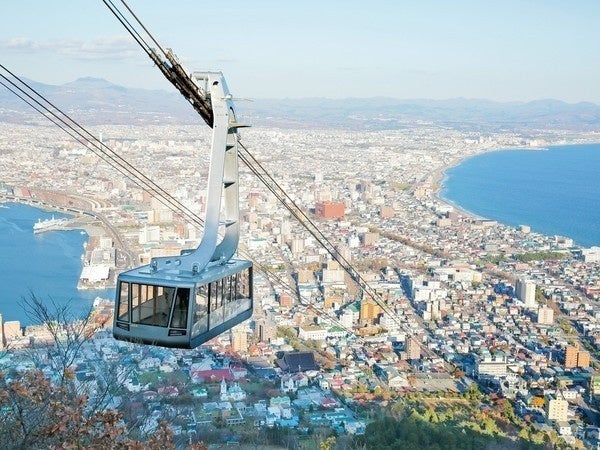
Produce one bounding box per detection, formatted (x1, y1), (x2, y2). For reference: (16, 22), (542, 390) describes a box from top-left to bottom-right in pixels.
(339, 309), (355, 328)
(406, 336), (422, 360)
(537, 306), (554, 325)
(578, 350), (591, 368)
(565, 345), (578, 368)
(546, 392), (568, 422)
(476, 352), (508, 377)
(516, 278), (536, 308)
(231, 327), (248, 353)
(290, 238), (305, 254)
(590, 375), (600, 397)
(359, 298), (382, 325)
(564, 344), (590, 369)
(255, 319), (276, 343)
(315, 201), (345, 219)
(322, 261), (345, 284)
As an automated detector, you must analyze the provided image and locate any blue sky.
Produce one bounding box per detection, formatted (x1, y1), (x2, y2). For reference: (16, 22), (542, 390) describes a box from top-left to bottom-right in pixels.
(2, 0), (599, 102)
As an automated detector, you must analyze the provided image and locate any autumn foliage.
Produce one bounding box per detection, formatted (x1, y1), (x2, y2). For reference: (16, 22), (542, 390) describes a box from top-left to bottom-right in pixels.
(0, 368), (208, 450)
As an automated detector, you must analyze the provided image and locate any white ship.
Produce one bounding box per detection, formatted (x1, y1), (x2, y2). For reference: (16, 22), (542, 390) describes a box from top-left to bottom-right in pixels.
(33, 216), (68, 234)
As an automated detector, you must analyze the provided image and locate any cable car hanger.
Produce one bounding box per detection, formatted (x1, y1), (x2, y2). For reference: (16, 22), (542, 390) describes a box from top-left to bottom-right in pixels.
(102, 0), (407, 340)
(112, 69), (253, 348)
(0, 0), (419, 352)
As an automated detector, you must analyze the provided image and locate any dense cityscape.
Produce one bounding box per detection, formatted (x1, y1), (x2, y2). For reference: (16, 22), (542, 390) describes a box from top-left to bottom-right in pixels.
(0, 117), (600, 448)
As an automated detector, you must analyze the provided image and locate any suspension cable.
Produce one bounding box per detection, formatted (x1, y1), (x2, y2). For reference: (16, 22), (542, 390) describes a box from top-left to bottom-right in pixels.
(98, 0), (406, 332)
(0, 65), (204, 231)
(103, 0), (214, 126)
(2, 65), (360, 339)
(1, 2), (423, 345)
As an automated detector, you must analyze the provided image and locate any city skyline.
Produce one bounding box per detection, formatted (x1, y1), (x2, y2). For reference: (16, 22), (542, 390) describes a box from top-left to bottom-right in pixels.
(1, 0), (599, 103)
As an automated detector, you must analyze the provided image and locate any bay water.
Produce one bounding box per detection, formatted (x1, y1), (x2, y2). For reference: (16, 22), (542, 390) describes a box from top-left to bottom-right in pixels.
(441, 143), (600, 248)
(0, 202), (113, 326)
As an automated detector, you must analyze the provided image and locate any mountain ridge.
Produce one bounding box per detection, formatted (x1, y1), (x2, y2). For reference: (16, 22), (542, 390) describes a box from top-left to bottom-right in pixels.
(1, 77), (599, 131)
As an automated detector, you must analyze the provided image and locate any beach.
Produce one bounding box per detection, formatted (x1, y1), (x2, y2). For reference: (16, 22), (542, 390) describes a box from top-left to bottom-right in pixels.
(436, 142), (600, 247)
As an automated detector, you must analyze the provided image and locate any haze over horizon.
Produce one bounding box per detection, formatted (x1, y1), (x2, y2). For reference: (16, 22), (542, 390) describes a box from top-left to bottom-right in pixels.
(1, 0), (599, 103)
(14, 75), (600, 105)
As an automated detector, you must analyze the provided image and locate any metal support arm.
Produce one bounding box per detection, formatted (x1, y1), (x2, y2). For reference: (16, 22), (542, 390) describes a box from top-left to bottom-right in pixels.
(149, 71), (246, 275)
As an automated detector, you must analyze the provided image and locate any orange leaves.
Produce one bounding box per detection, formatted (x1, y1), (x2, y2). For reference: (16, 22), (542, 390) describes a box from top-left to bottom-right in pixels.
(0, 368), (177, 449)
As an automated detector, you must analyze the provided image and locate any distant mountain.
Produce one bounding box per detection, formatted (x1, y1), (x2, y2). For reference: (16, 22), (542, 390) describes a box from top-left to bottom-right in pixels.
(1, 77), (599, 132)
(0, 76), (197, 125)
(244, 97), (600, 132)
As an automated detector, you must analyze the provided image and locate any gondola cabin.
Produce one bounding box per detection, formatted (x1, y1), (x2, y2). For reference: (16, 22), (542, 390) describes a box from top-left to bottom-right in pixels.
(113, 260), (252, 348)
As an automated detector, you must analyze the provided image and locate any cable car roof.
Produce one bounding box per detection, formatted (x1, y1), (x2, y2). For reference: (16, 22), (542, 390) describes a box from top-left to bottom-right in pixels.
(118, 259), (252, 285)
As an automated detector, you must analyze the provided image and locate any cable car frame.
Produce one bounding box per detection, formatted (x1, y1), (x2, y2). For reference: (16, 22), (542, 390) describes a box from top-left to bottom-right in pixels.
(113, 71), (253, 348)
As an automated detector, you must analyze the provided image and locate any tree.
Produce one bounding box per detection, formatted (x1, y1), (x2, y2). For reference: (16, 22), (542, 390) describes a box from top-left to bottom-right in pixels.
(20, 293), (101, 384)
(0, 368), (182, 449)
(531, 396), (545, 408)
(19, 293), (132, 414)
(464, 382), (483, 401)
(500, 398), (518, 424)
(0, 293), (178, 448)
(424, 407), (440, 423)
(320, 436), (337, 450)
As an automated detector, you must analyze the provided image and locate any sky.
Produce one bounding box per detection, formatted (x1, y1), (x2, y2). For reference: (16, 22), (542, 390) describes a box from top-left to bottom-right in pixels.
(1, 0), (599, 102)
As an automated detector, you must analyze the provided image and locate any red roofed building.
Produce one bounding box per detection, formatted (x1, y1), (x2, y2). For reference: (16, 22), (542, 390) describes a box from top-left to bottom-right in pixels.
(190, 368), (234, 383)
(158, 386), (179, 397)
(315, 201), (345, 219)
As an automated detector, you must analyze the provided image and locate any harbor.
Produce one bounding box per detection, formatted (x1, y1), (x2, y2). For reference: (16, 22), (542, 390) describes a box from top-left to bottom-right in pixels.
(29, 206), (119, 291)
(0, 202), (115, 326)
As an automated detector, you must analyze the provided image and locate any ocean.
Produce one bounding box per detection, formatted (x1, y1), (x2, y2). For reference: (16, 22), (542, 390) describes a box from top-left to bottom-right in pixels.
(0, 202), (114, 326)
(440, 143), (600, 248)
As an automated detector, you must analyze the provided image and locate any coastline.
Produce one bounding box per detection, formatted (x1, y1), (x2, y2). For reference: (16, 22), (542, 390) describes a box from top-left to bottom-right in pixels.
(0, 201), (115, 326)
(0, 193), (119, 290)
(432, 143), (579, 218)
(430, 155), (482, 220)
(430, 141), (600, 248)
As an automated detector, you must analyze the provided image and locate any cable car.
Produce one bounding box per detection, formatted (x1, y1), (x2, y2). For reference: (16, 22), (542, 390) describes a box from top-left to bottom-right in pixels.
(113, 260), (252, 348)
(113, 71), (252, 348)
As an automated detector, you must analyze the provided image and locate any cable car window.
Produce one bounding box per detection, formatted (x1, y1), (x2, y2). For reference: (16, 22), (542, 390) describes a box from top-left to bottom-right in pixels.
(155, 286), (174, 327)
(223, 275), (234, 321)
(224, 275), (233, 303)
(218, 279), (224, 308)
(209, 281), (217, 313)
(140, 284), (153, 322)
(171, 288), (190, 329)
(209, 280), (224, 329)
(131, 284), (174, 327)
(131, 283), (142, 323)
(117, 282), (129, 321)
(192, 284), (208, 337)
(235, 268), (252, 315)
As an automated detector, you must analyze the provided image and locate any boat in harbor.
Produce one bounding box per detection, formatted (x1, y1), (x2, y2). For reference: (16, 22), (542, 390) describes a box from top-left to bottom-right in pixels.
(33, 215), (69, 234)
